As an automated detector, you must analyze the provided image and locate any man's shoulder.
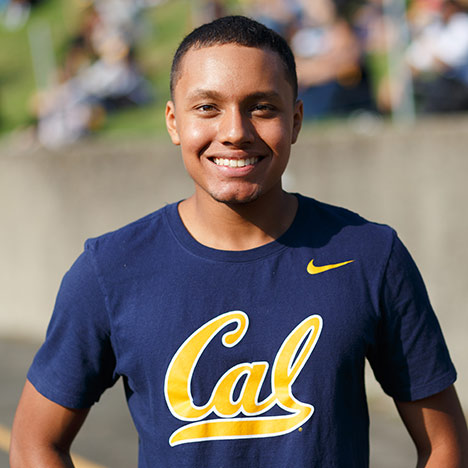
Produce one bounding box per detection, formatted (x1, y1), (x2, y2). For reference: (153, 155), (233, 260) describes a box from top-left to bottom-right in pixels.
(295, 194), (399, 281)
(296, 194), (396, 240)
(84, 201), (178, 259)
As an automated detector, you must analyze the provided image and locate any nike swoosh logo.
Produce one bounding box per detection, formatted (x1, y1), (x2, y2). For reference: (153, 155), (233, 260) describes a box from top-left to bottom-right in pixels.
(307, 259), (354, 275)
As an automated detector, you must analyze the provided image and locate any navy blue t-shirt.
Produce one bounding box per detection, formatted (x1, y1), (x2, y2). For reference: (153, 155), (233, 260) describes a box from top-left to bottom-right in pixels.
(28, 194), (456, 467)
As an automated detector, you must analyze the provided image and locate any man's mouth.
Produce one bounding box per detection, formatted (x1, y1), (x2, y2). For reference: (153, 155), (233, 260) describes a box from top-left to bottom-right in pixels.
(212, 157), (260, 168)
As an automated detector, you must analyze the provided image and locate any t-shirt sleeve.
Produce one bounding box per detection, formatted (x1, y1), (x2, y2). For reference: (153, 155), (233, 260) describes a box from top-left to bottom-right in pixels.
(27, 244), (118, 408)
(367, 233), (457, 402)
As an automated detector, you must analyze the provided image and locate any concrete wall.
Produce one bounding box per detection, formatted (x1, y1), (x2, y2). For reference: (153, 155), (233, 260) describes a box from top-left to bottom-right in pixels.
(1, 117), (467, 406)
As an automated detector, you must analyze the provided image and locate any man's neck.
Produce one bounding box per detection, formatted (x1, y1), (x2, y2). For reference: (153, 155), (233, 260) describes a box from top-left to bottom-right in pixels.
(178, 189), (298, 251)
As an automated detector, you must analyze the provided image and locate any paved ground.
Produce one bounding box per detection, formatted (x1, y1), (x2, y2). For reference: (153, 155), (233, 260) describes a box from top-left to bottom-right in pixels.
(1, 337), (420, 468)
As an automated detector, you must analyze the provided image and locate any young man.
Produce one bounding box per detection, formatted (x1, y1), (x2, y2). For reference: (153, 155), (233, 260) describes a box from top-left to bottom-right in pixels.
(10, 15), (468, 468)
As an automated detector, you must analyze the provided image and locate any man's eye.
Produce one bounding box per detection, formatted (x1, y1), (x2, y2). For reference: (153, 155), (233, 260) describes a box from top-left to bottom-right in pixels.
(252, 104), (276, 114)
(196, 105), (217, 113)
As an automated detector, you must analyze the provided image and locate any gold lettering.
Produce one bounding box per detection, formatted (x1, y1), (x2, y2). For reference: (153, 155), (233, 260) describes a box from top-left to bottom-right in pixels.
(212, 363), (274, 416)
(165, 311), (248, 421)
(273, 316), (322, 410)
(164, 312), (323, 446)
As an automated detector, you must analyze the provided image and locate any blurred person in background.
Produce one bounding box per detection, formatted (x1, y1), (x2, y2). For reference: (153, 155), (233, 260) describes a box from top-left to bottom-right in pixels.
(290, 0), (375, 119)
(406, 0), (468, 113)
(241, 0), (302, 38)
(32, 1), (154, 148)
(360, 0), (468, 115)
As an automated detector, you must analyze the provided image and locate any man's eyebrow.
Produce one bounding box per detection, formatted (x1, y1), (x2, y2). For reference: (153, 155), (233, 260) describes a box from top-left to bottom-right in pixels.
(246, 91), (282, 101)
(185, 89), (282, 101)
(185, 89), (223, 101)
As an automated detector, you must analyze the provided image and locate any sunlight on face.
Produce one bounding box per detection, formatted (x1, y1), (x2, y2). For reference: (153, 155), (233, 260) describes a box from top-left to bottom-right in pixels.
(166, 44), (303, 206)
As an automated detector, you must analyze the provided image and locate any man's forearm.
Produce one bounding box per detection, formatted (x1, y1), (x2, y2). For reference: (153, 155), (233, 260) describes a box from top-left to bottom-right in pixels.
(417, 444), (466, 468)
(11, 381), (90, 468)
(397, 386), (468, 468)
(10, 443), (75, 468)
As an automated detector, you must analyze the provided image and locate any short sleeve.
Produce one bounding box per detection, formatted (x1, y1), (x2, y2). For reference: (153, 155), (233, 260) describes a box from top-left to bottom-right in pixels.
(367, 234), (456, 401)
(27, 246), (118, 408)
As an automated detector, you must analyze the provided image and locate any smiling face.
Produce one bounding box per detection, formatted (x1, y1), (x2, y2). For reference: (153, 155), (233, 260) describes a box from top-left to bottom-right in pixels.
(165, 44), (303, 206)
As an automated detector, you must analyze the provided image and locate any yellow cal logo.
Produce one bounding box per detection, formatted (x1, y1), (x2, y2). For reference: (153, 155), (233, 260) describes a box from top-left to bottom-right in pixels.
(164, 311), (323, 446)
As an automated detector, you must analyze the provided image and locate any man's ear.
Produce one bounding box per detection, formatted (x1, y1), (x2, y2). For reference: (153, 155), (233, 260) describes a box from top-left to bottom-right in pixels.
(291, 99), (303, 144)
(165, 101), (180, 145)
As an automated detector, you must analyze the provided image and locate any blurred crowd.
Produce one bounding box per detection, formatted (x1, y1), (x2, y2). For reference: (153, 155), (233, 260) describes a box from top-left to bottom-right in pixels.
(242, 0), (468, 119)
(242, 0), (376, 119)
(3, 0), (468, 147)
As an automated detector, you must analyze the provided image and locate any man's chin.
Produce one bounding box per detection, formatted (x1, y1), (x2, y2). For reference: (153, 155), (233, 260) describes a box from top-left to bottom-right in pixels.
(211, 190), (261, 206)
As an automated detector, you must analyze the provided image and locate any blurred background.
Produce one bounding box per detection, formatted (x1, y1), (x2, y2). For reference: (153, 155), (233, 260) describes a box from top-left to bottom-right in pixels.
(2, 0), (468, 143)
(1, 0), (468, 467)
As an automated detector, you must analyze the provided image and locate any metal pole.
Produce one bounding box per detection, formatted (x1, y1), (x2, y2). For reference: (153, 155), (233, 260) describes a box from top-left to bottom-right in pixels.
(382, 0), (416, 123)
(27, 20), (57, 91)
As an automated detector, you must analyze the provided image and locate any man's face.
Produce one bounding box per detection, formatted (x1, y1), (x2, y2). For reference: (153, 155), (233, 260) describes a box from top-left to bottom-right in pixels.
(166, 44), (303, 205)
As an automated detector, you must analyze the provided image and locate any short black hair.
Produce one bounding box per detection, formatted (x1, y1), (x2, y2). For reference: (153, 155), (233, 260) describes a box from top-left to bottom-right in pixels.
(170, 15), (298, 101)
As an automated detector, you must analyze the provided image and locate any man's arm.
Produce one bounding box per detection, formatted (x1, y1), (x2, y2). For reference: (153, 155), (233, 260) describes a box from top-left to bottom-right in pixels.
(396, 385), (468, 468)
(10, 379), (90, 468)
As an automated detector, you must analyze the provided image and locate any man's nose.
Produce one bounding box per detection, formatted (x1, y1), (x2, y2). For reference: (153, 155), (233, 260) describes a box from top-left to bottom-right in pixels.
(218, 107), (254, 146)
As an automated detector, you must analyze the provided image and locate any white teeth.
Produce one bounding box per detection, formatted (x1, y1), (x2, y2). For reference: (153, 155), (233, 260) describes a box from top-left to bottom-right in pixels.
(213, 157), (259, 167)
